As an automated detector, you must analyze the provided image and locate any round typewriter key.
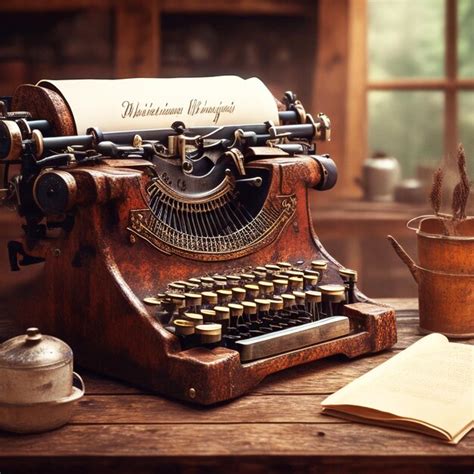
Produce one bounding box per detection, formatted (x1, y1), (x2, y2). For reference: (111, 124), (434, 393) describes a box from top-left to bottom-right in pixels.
(339, 268), (358, 282)
(244, 284), (259, 301)
(242, 301), (257, 315)
(213, 305), (230, 332)
(183, 281), (199, 290)
(214, 305), (230, 320)
(167, 293), (186, 310)
(305, 290), (322, 320)
(269, 299), (284, 312)
(303, 274), (319, 290)
(305, 290), (322, 303)
(201, 309), (217, 323)
(183, 312), (204, 326)
(304, 269), (320, 277)
(285, 270), (305, 278)
(277, 262), (292, 269)
(319, 284), (345, 316)
(228, 303), (244, 317)
(226, 275), (241, 287)
(273, 279), (288, 295)
(311, 260), (328, 271)
(255, 266), (267, 273)
(289, 276), (304, 290)
(258, 280), (274, 297)
(253, 270), (266, 279)
(231, 287), (246, 302)
(201, 291), (218, 307)
(169, 282), (186, 292)
(195, 323), (222, 346)
(143, 296), (162, 305)
(293, 291), (306, 306)
(265, 264), (281, 272)
(216, 289), (232, 305)
(240, 273), (255, 282)
(184, 292), (202, 312)
(174, 319), (195, 336)
(201, 276), (215, 287)
(281, 294), (296, 308)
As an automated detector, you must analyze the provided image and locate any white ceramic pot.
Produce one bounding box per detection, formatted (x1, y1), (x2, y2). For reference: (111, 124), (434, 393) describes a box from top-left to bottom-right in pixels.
(361, 156), (401, 202)
(0, 327), (85, 433)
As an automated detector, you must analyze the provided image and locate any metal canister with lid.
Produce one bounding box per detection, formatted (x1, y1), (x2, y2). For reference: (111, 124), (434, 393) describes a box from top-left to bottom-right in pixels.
(0, 327), (85, 433)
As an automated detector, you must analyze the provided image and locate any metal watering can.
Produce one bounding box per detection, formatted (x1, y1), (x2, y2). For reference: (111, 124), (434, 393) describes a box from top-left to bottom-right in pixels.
(388, 215), (474, 338)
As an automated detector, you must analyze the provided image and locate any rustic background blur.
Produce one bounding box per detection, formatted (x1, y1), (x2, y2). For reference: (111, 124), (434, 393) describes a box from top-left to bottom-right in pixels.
(1, 0), (473, 339)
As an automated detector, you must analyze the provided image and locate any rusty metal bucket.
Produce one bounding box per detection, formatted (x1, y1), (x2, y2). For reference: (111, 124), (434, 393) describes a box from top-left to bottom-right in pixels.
(388, 215), (474, 338)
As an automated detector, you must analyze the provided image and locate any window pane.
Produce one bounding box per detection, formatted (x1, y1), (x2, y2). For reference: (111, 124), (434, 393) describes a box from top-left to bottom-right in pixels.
(459, 0), (474, 77)
(368, 91), (444, 178)
(368, 0), (445, 80)
(459, 92), (474, 174)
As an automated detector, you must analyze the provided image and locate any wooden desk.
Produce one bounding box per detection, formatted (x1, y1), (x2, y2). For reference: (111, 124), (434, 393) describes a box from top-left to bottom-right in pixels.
(1, 299), (473, 474)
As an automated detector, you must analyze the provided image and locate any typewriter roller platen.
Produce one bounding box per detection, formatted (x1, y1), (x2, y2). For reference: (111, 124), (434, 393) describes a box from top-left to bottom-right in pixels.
(0, 77), (396, 404)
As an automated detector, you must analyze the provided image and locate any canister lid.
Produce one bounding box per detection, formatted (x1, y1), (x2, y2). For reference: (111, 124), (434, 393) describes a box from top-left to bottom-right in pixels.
(0, 328), (73, 370)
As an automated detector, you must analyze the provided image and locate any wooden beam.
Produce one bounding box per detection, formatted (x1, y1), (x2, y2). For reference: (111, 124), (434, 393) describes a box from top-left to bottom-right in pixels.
(445, 0), (458, 157)
(344, 0), (368, 198)
(114, 0), (160, 78)
(161, 0), (309, 15)
(313, 0), (350, 201)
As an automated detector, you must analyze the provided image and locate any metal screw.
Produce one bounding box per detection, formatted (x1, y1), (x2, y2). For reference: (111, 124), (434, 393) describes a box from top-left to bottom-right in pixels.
(53, 248), (61, 257)
(129, 234), (136, 245)
(188, 388), (196, 399)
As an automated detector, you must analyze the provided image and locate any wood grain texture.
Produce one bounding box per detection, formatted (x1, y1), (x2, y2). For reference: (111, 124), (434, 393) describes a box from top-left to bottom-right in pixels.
(1, 304), (473, 473)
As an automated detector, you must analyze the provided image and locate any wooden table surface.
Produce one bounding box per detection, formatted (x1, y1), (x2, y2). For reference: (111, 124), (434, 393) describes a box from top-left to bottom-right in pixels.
(1, 298), (473, 474)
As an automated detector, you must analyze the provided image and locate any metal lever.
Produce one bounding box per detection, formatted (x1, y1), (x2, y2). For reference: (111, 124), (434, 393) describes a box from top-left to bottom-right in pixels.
(7, 241), (45, 271)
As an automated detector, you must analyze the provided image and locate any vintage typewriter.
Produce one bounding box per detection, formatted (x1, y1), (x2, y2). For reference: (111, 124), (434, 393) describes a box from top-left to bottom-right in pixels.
(0, 77), (396, 404)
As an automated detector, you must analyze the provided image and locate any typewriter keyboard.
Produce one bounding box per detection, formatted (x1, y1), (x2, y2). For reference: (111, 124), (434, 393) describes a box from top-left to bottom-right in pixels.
(144, 261), (357, 362)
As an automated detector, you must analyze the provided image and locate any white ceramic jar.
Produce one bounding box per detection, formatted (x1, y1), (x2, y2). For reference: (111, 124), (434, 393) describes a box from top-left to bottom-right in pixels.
(361, 155), (401, 202)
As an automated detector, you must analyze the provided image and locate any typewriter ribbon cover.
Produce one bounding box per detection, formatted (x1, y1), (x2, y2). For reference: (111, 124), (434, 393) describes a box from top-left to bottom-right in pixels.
(37, 76), (280, 134)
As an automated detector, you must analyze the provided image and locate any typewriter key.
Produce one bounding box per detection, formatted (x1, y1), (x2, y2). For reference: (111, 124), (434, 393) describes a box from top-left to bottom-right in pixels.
(273, 279), (288, 296)
(269, 299), (288, 328)
(293, 291), (306, 307)
(244, 284), (259, 301)
(280, 294), (300, 326)
(201, 291), (218, 308)
(174, 319), (195, 336)
(201, 309), (217, 323)
(183, 312), (204, 326)
(319, 284), (345, 317)
(195, 324), (222, 347)
(304, 269), (320, 277)
(311, 260), (328, 271)
(277, 262), (292, 269)
(201, 276), (216, 288)
(255, 299), (273, 333)
(226, 275), (241, 287)
(339, 268), (358, 304)
(231, 287), (246, 303)
(305, 290), (322, 320)
(258, 280), (274, 298)
(213, 306), (230, 332)
(143, 296), (162, 305)
(241, 302), (262, 335)
(303, 274), (319, 290)
(228, 303), (248, 334)
(240, 273), (255, 282)
(216, 289), (232, 305)
(184, 292), (202, 313)
(285, 270), (304, 278)
(188, 278), (202, 286)
(289, 276), (304, 291)
(265, 264), (281, 272)
(169, 282), (186, 292)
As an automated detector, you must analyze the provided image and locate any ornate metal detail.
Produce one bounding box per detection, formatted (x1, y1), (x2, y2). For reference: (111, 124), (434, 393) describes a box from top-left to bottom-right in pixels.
(128, 194), (297, 261)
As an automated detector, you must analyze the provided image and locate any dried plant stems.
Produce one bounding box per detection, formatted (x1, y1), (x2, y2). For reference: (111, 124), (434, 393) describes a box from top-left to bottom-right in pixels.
(452, 144), (471, 221)
(429, 167), (443, 216)
(429, 143), (471, 236)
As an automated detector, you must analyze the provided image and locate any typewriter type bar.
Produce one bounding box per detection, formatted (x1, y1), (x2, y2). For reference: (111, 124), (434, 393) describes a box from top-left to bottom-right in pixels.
(235, 316), (350, 362)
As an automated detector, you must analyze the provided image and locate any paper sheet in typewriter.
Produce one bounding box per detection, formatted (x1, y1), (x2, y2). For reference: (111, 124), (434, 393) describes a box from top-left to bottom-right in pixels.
(37, 76), (280, 134)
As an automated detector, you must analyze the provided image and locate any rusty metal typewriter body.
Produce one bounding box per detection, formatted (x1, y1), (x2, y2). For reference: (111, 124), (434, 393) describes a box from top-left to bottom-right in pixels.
(0, 81), (396, 404)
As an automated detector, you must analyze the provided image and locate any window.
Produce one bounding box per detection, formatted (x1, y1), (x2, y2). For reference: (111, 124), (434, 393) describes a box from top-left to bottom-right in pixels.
(367, 0), (474, 178)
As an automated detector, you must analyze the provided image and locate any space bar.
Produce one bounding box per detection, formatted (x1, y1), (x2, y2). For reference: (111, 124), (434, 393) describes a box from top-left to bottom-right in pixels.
(235, 316), (350, 362)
